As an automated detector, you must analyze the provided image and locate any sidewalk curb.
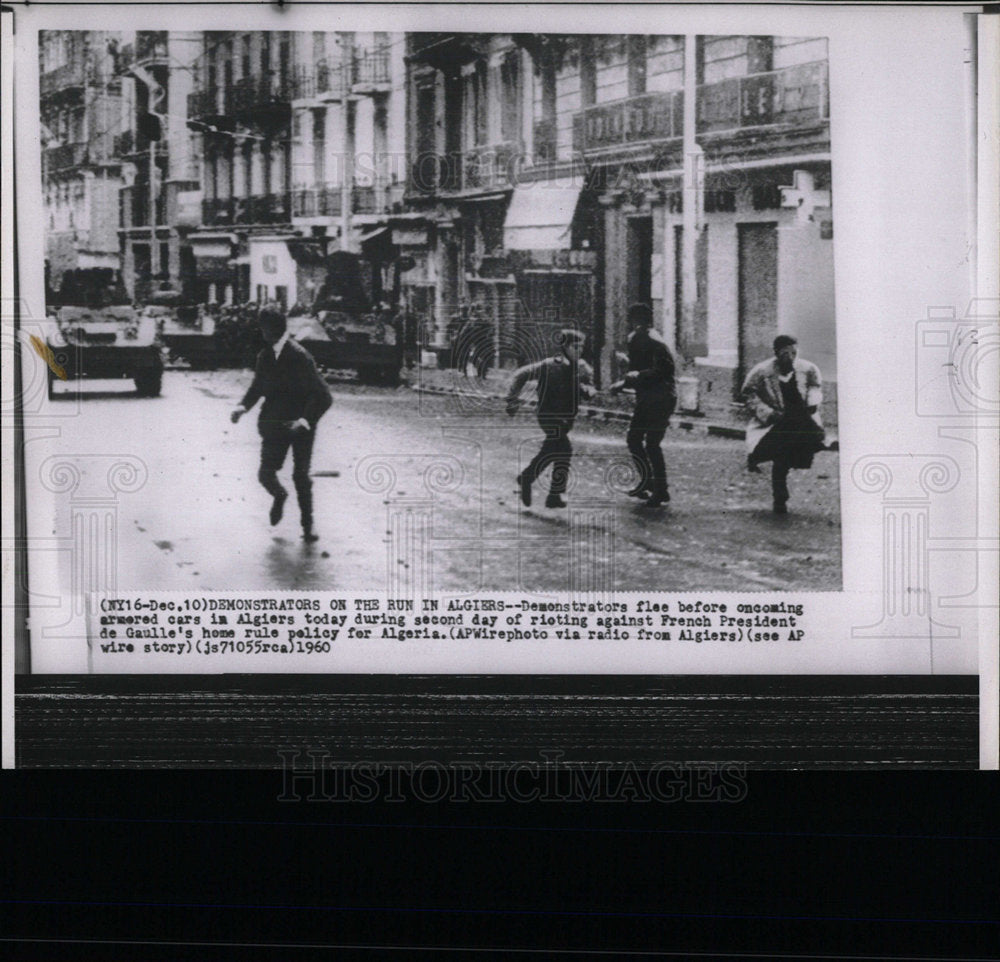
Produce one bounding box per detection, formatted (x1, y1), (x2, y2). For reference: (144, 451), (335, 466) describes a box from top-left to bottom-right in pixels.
(404, 380), (840, 452)
(406, 380), (748, 441)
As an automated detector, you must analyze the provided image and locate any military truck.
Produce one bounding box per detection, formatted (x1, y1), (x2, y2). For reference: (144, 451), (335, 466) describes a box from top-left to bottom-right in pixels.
(46, 269), (164, 398)
(288, 251), (406, 386)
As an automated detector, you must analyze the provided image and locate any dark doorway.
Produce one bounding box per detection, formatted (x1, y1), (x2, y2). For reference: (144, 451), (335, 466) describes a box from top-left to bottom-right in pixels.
(737, 221), (778, 391)
(626, 216), (653, 311)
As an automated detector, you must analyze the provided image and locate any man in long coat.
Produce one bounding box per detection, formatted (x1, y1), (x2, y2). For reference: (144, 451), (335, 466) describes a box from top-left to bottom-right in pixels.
(741, 334), (825, 514)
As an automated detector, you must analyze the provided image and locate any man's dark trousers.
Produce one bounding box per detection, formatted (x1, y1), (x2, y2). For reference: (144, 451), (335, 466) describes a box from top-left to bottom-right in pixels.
(259, 428), (316, 529)
(241, 337), (332, 531)
(524, 417), (573, 496)
(626, 423), (667, 495)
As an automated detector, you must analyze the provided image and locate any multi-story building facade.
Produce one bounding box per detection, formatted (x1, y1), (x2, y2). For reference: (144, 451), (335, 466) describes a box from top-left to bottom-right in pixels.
(185, 31), (405, 309)
(404, 34), (574, 368)
(115, 30), (202, 302)
(405, 33), (834, 401)
(40, 31), (128, 296)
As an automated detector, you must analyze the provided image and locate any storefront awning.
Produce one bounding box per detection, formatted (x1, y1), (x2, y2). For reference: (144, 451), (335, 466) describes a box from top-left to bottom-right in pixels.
(357, 226), (390, 245)
(190, 233), (237, 259)
(503, 177), (583, 251)
(284, 239), (326, 266)
(77, 251), (120, 270)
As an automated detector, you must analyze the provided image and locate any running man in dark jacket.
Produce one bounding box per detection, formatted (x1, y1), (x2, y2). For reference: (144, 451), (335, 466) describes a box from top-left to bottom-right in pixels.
(506, 329), (594, 509)
(230, 304), (333, 541)
(611, 303), (676, 508)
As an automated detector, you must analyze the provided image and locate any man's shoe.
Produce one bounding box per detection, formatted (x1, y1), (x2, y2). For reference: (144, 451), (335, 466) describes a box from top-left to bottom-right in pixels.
(644, 487), (670, 508)
(626, 483), (651, 499)
(545, 494), (567, 509)
(517, 472), (532, 508)
(302, 525), (320, 543)
(269, 489), (288, 526)
(773, 499), (788, 515)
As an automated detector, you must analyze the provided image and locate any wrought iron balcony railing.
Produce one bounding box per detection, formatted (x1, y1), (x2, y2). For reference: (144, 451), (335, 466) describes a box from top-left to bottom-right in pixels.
(228, 75), (293, 116)
(202, 197), (234, 226)
(697, 60), (829, 134)
(239, 192), (292, 224)
(202, 194), (292, 227)
(291, 184), (388, 219)
(572, 60), (829, 155)
(291, 60), (340, 100)
(351, 47), (391, 88)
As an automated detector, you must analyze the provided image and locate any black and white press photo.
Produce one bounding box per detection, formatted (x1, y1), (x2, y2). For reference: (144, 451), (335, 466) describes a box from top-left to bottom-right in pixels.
(5, 4), (996, 768)
(31, 28), (840, 596)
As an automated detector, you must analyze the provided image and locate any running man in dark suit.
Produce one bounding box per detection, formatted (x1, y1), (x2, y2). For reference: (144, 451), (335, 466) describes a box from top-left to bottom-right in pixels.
(230, 304), (333, 542)
(611, 303), (677, 508)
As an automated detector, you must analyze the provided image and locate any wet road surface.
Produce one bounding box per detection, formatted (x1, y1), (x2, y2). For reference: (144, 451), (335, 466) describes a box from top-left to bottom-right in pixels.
(46, 368), (842, 592)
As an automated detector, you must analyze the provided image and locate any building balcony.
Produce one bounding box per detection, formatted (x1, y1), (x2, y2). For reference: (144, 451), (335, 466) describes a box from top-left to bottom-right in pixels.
(45, 142), (88, 171)
(351, 47), (391, 92)
(40, 61), (96, 100)
(407, 143), (518, 197)
(116, 127), (170, 159)
(117, 32), (169, 71)
(573, 90), (683, 155)
(572, 60), (829, 157)
(462, 142), (523, 192)
(291, 60), (341, 101)
(228, 75), (293, 120)
(202, 197), (235, 226)
(188, 87), (228, 123)
(202, 192), (292, 227)
(406, 33), (489, 73)
(291, 183), (390, 219)
(697, 60), (829, 136)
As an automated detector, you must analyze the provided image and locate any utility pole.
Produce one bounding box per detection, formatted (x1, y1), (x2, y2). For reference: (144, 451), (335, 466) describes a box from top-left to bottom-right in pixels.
(680, 34), (704, 361)
(149, 138), (159, 280)
(339, 33), (354, 254)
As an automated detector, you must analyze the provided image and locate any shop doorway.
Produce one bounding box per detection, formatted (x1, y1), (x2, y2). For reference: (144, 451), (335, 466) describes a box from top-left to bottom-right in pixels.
(626, 216), (653, 310)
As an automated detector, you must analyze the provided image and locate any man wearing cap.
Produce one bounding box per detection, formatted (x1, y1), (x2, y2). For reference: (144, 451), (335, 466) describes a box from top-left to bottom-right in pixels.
(506, 329), (594, 509)
(741, 334), (825, 514)
(230, 304), (333, 541)
(611, 303), (676, 509)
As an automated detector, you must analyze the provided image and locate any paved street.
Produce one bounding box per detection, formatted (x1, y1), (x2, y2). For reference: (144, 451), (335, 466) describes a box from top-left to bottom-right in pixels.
(46, 368), (842, 592)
